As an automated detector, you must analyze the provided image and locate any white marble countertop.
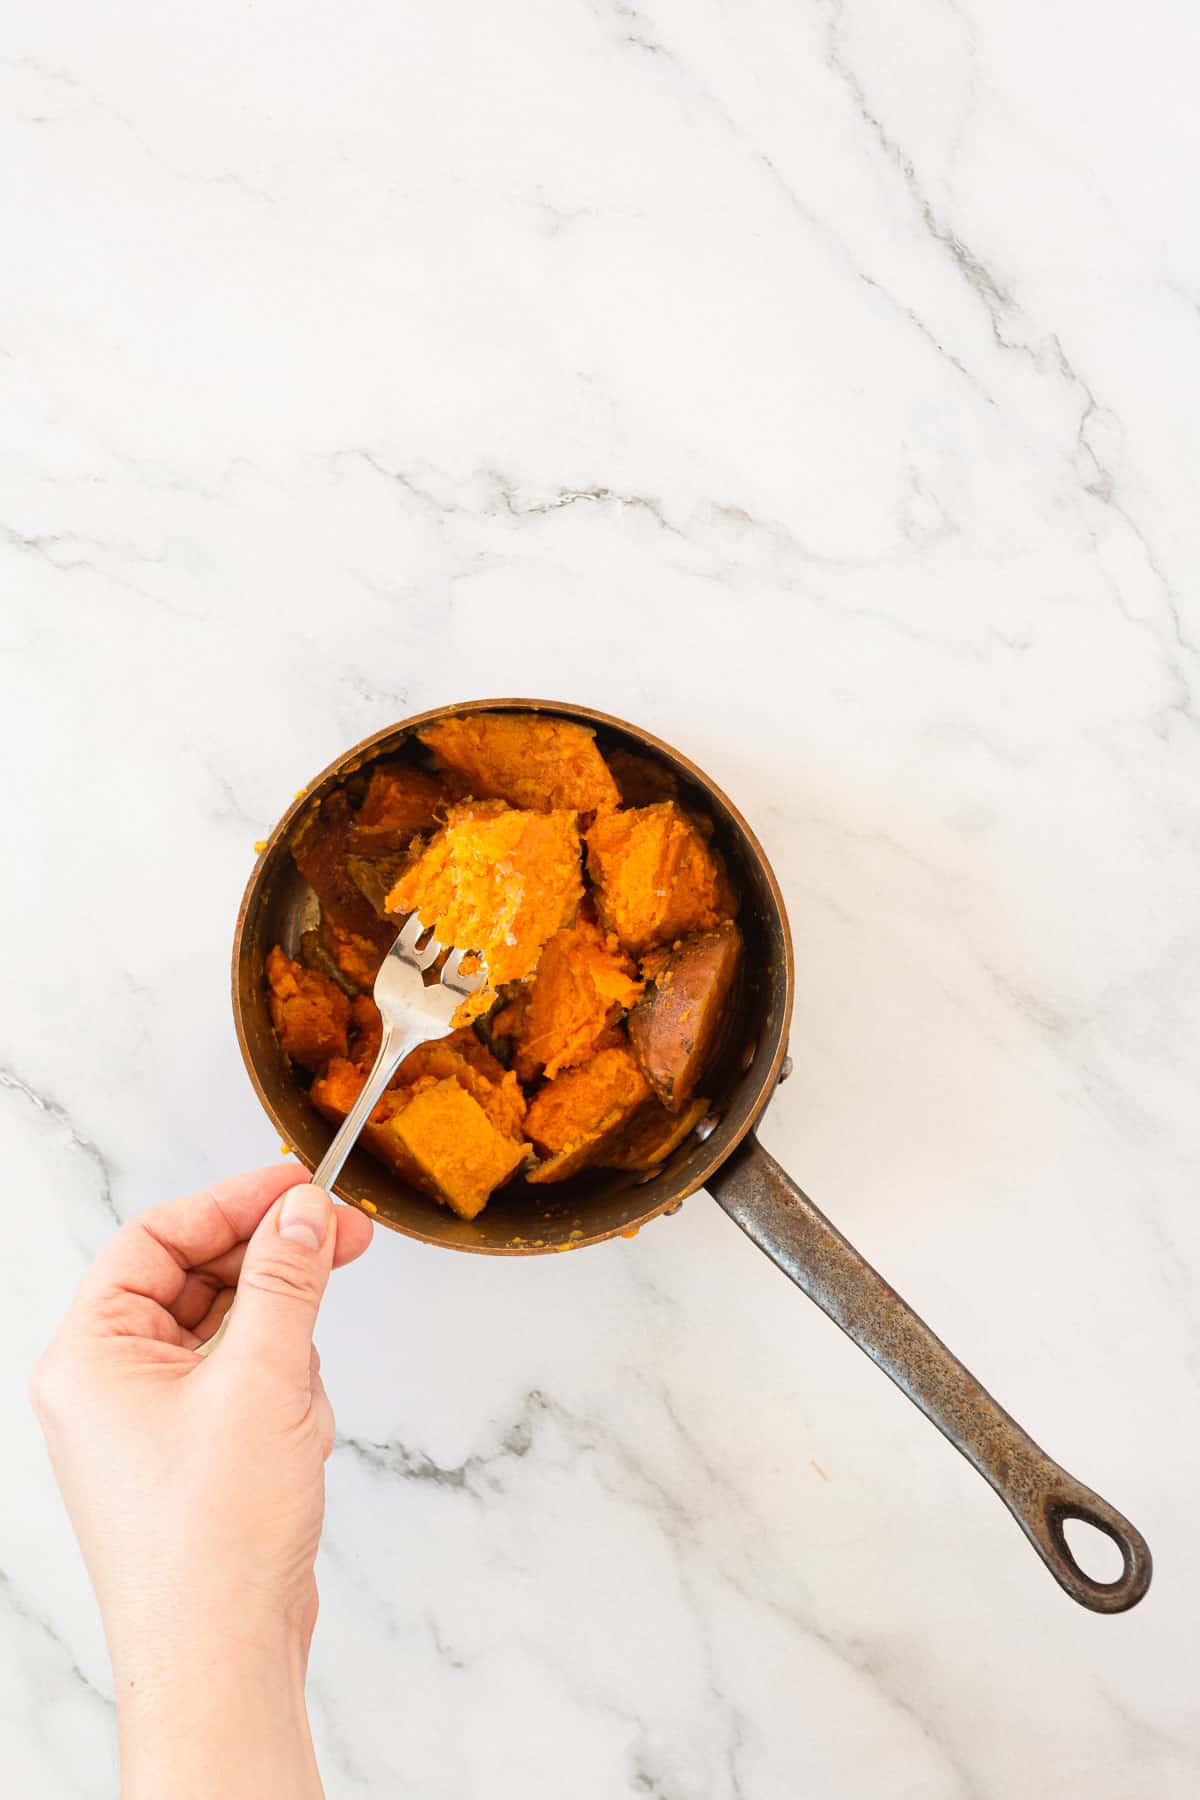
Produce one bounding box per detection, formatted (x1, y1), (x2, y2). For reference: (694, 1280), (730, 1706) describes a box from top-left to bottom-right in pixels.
(4, 2), (1198, 1794)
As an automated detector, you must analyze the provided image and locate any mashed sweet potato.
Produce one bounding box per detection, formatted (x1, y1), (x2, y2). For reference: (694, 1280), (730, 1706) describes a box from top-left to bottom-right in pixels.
(268, 714), (741, 1217)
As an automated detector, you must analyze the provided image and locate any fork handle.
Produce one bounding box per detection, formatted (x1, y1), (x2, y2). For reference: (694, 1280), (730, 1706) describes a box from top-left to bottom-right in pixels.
(196, 1024), (421, 1360)
(312, 1022), (427, 1193)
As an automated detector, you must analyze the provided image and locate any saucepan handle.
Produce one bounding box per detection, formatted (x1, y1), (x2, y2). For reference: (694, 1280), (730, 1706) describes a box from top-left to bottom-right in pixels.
(707, 1134), (1151, 1613)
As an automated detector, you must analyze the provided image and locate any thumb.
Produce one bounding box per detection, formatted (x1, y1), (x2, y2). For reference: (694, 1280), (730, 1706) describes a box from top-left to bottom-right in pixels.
(225, 1184), (336, 1384)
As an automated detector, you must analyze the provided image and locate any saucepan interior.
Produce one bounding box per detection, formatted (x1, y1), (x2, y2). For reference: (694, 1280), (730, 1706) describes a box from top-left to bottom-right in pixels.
(232, 700), (794, 1254)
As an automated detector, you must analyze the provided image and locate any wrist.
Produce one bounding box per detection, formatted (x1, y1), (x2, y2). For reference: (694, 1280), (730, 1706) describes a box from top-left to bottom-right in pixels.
(115, 1612), (321, 1800)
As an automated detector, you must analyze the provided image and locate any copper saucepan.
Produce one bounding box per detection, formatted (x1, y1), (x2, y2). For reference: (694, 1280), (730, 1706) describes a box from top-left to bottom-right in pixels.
(232, 698), (1151, 1613)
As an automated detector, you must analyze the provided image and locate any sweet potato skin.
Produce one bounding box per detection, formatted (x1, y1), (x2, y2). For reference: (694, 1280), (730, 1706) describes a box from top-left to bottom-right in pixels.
(600, 1096), (710, 1171)
(627, 921), (742, 1111)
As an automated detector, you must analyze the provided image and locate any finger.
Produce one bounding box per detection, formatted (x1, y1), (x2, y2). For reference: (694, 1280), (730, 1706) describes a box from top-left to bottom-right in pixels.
(224, 1186), (336, 1386)
(74, 1165), (311, 1326)
(172, 1267), (232, 1331)
(311, 1369), (336, 1461)
(165, 1200), (372, 1327)
(169, 1202), (374, 1336)
(333, 1206), (374, 1267)
(179, 1286), (237, 1350)
(200, 1209), (373, 1284)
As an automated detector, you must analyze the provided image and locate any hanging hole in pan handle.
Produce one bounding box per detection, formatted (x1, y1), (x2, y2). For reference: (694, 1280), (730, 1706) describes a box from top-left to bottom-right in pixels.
(1036, 1485), (1152, 1613)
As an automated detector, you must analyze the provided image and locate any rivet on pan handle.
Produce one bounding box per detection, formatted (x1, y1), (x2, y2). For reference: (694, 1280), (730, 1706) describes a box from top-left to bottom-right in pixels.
(708, 1134), (1152, 1613)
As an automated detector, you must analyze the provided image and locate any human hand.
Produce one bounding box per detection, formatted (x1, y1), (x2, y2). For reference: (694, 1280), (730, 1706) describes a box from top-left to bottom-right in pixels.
(30, 1165), (373, 1799)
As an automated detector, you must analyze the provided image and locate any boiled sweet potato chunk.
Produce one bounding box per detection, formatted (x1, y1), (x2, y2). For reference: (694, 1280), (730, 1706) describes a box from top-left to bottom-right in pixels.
(347, 994), (383, 1069)
(605, 747), (678, 809)
(345, 854), (409, 923)
(586, 801), (736, 956)
(524, 1045), (650, 1183)
(395, 1032), (527, 1141)
(382, 1078), (529, 1220)
(348, 760), (446, 854)
(266, 947), (351, 1072)
(309, 1064), (430, 1186)
(512, 916), (642, 1082)
(628, 920), (742, 1111)
(310, 1055), (371, 1124)
(338, 1002), (525, 1137)
(600, 1096), (710, 1171)
(320, 923), (391, 990)
(291, 791), (394, 987)
(419, 712), (619, 815)
(310, 1060), (527, 1217)
(387, 801), (583, 1015)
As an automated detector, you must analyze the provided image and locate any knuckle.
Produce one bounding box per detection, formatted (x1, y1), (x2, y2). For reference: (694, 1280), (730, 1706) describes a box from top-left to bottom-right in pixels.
(241, 1251), (322, 1308)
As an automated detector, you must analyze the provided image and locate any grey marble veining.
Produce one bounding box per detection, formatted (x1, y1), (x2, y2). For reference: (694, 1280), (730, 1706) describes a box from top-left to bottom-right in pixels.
(3, 0), (1198, 1794)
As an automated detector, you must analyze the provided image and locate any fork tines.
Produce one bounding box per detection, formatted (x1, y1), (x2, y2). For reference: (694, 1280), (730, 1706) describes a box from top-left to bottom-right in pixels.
(395, 912), (443, 970)
(393, 915), (484, 994)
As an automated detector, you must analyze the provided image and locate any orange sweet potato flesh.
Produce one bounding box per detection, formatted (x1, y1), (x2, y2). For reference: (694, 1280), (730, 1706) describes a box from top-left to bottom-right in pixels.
(332, 1005), (525, 1139)
(315, 1072), (527, 1218)
(419, 713), (619, 814)
(586, 802), (737, 957)
(600, 1096), (710, 1171)
(348, 760), (446, 854)
(310, 1050), (527, 1218)
(524, 1044), (650, 1183)
(512, 916), (642, 1082)
(347, 994), (383, 1069)
(387, 801), (583, 1016)
(310, 1056), (374, 1125)
(266, 947), (351, 1072)
(628, 921), (742, 1111)
(381, 1078), (529, 1220)
(396, 1034), (527, 1141)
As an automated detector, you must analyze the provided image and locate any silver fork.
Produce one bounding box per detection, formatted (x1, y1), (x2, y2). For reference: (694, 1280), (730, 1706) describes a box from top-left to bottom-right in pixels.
(196, 918), (483, 1358)
(312, 914), (488, 1192)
